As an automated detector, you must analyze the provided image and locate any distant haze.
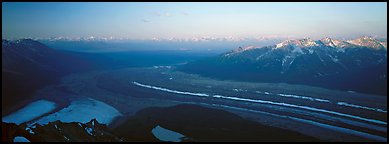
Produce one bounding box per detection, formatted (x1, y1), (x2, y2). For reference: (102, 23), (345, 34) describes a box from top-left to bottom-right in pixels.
(2, 2), (387, 40)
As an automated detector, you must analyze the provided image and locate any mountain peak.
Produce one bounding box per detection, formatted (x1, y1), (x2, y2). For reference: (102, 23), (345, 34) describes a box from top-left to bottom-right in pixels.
(236, 45), (257, 51)
(275, 38), (318, 48)
(361, 36), (374, 40)
(224, 45), (259, 56)
(319, 37), (351, 48)
(348, 36), (385, 49)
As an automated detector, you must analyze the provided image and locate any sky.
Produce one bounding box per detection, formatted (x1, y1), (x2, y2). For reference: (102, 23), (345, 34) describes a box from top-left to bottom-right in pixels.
(2, 2), (387, 40)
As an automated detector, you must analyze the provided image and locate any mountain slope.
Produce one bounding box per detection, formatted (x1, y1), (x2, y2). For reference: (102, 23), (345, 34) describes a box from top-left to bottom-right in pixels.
(2, 39), (96, 115)
(178, 37), (387, 96)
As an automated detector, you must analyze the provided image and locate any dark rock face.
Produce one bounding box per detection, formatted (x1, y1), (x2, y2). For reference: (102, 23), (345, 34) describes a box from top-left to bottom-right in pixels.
(2, 122), (25, 142)
(2, 119), (122, 142)
(179, 37), (387, 96)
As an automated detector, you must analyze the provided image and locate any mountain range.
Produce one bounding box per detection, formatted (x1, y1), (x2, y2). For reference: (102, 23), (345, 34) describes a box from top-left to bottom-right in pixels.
(179, 36), (387, 96)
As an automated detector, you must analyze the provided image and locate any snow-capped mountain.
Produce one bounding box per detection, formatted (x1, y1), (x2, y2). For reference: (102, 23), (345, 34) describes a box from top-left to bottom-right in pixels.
(225, 46), (258, 56)
(275, 38), (319, 48)
(319, 37), (353, 48)
(179, 36), (387, 95)
(348, 36), (387, 49)
(225, 36), (386, 56)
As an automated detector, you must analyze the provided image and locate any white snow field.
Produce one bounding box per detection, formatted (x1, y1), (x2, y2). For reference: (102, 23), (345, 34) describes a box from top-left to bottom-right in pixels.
(31, 98), (122, 125)
(2, 100), (57, 124)
(13, 136), (30, 142)
(152, 125), (186, 142)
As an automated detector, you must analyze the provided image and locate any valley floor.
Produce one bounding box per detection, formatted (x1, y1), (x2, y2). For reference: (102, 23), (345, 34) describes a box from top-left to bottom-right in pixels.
(3, 66), (387, 142)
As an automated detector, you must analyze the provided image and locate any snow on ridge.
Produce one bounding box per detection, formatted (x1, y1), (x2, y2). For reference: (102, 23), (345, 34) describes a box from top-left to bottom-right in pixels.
(275, 38), (318, 49)
(26, 127), (35, 134)
(379, 41), (387, 49)
(225, 45), (261, 56)
(64, 136), (70, 141)
(347, 36), (385, 49)
(85, 127), (94, 136)
(320, 37), (350, 48)
(240, 45), (257, 51)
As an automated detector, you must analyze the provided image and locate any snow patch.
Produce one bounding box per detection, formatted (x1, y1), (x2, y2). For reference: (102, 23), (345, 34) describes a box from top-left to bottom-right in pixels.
(152, 125), (185, 142)
(30, 98), (121, 126)
(291, 45), (304, 54)
(276, 42), (286, 48)
(13, 136), (30, 142)
(308, 49), (314, 54)
(2, 100), (56, 124)
(64, 136), (70, 141)
(85, 127), (94, 136)
(25, 127), (35, 134)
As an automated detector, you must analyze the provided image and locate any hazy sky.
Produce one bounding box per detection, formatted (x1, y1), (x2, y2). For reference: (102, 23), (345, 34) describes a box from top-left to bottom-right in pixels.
(2, 2), (387, 40)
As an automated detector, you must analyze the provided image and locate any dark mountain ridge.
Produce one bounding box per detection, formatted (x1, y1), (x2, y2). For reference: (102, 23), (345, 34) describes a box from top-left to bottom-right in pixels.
(2, 39), (96, 115)
(2, 104), (320, 142)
